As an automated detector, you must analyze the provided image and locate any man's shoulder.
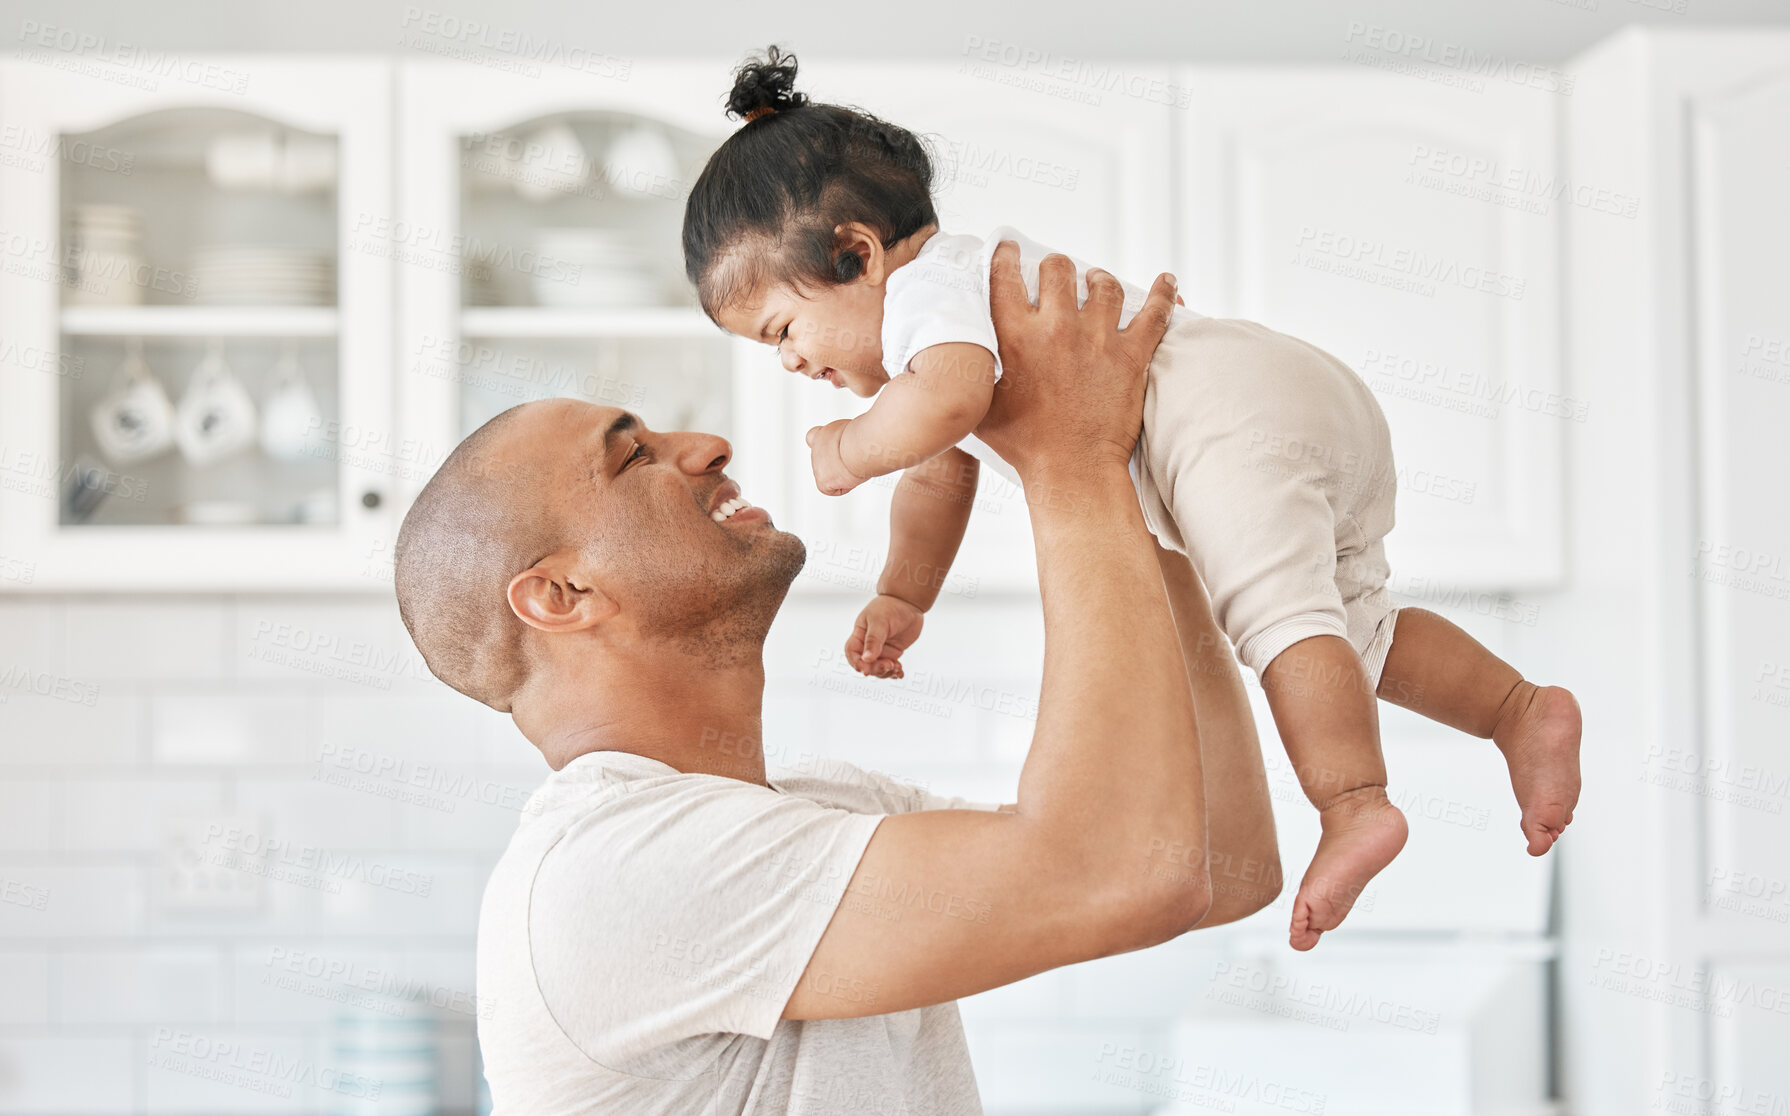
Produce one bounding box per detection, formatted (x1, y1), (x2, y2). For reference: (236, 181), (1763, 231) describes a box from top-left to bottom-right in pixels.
(770, 758), (932, 816)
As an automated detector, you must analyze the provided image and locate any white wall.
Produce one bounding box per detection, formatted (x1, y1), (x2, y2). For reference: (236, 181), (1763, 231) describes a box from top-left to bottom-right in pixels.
(3, 0), (1789, 62)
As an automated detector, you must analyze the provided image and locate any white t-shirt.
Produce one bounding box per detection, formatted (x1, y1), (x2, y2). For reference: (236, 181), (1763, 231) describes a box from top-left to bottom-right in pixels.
(475, 749), (993, 1116)
(879, 225), (1198, 486)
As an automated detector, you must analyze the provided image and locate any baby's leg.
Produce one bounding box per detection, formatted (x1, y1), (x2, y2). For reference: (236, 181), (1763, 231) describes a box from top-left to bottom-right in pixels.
(1376, 608), (1582, 856)
(1260, 636), (1409, 951)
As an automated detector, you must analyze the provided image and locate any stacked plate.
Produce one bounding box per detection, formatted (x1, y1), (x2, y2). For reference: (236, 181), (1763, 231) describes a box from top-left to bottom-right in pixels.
(532, 227), (662, 308)
(190, 244), (335, 306)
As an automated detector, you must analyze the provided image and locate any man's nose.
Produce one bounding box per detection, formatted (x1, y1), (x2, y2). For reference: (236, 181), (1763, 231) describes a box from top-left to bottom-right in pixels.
(779, 345), (806, 374)
(672, 430), (731, 474)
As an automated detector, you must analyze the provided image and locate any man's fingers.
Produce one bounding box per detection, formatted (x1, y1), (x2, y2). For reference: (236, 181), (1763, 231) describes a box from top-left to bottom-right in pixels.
(988, 241), (1031, 330)
(1083, 267), (1125, 331)
(1035, 253), (1077, 316)
(1120, 271), (1178, 356)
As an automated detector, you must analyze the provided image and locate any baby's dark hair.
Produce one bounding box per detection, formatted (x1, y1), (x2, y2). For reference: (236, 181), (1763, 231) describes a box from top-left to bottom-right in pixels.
(682, 46), (938, 319)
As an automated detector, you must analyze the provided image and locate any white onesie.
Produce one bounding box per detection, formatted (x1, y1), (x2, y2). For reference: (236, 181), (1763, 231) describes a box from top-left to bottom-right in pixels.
(879, 226), (1403, 684)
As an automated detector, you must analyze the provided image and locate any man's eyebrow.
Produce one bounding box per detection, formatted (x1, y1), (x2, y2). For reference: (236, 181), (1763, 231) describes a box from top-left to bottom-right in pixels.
(601, 413), (637, 457)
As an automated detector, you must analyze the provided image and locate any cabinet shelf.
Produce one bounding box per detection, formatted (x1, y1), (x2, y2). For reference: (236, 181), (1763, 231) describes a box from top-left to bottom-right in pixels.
(459, 306), (720, 339)
(60, 305), (339, 338)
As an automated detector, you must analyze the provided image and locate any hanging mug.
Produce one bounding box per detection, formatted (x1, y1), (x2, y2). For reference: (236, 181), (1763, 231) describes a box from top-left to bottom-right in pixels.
(90, 338), (176, 465)
(175, 341), (259, 467)
(260, 342), (326, 461)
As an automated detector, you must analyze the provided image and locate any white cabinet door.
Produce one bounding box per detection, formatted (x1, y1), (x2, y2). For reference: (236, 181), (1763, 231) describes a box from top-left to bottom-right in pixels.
(1178, 68), (1565, 591)
(392, 59), (792, 531)
(1555, 32), (1790, 1116)
(775, 61), (1178, 597)
(0, 57), (394, 589)
(1690, 66), (1790, 940)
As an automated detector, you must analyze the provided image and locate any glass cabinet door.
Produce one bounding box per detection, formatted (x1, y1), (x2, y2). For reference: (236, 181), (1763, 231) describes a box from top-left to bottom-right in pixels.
(395, 60), (789, 534)
(0, 58), (394, 589)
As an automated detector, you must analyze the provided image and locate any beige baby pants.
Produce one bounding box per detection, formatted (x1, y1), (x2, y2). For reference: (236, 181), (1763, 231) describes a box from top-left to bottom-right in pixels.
(1134, 317), (1401, 685)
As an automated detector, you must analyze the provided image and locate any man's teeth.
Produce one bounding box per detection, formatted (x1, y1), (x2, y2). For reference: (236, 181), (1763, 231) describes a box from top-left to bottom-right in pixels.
(712, 496), (752, 522)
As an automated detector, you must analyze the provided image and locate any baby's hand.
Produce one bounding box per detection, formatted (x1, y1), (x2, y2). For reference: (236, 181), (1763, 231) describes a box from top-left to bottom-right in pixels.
(805, 419), (865, 496)
(846, 594), (925, 678)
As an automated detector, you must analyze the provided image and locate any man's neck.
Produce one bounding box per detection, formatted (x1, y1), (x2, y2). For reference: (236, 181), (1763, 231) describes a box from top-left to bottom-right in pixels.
(518, 646), (772, 785)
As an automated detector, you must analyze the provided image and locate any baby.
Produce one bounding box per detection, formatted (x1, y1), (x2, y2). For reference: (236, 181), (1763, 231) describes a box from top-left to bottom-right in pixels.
(683, 48), (1583, 950)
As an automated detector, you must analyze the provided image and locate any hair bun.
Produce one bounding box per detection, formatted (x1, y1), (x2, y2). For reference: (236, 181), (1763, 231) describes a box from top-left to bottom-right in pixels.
(726, 45), (808, 120)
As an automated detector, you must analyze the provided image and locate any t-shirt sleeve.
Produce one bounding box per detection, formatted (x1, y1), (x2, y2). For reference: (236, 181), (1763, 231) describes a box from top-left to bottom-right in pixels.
(958, 433), (1022, 488)
(527, 776), (883, 1073)
(847, 766), (1004, 815)
(880, 233), (1002, 380)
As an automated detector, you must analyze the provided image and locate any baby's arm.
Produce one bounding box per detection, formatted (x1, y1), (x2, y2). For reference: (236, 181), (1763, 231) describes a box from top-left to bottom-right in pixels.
(847, 446), (980, 676)
(812, 344), (996, 495)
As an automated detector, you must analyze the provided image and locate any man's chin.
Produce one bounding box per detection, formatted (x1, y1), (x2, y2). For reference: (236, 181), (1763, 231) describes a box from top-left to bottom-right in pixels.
(765, 529), (806, 590)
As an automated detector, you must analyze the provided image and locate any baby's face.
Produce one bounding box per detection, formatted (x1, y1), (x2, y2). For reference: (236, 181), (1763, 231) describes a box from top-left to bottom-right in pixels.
(716, 278), (891, 399)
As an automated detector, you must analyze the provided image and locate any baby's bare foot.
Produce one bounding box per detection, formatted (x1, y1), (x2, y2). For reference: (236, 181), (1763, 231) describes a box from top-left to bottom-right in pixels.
(1493, 682), (1582, 856)
(1289, 786), (1408, 951)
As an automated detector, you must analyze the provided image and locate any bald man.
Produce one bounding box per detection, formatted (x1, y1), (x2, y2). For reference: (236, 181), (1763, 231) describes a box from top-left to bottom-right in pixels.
(394, 250), (1281, 1115)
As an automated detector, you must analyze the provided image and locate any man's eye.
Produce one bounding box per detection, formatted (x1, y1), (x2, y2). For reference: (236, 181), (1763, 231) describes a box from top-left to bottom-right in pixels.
(625, 443), (646, 466)
(778, 325), (790, 343)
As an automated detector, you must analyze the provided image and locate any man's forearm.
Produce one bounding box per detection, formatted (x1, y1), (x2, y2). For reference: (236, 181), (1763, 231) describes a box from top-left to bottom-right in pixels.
(1154, 544), (1283, 926)
(1011, 464), (1208, 928)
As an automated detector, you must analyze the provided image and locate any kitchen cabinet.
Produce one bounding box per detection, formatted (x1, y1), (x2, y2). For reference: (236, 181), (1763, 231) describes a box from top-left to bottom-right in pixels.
(1544, 28), (1790, 1116)
(0, 57), (394, 589)
(1178, 67), (1566, 591)
(0, 55), (1573, 594)
(391, 59), (789, 525)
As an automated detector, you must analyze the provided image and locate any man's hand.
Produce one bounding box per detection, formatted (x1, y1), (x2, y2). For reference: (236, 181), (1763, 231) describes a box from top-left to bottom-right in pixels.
(975, 244), (1177, 479)
(846, 594), (925, 678)
(805, 419), (865, 496)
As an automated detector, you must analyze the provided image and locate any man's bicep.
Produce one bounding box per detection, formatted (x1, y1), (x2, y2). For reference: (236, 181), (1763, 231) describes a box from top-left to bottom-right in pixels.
(781, 808), (1098, 1021)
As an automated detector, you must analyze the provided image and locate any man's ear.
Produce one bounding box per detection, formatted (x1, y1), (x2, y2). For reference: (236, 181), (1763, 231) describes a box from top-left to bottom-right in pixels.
(833, 222), (886, 284)
(506, 549), (617, 634)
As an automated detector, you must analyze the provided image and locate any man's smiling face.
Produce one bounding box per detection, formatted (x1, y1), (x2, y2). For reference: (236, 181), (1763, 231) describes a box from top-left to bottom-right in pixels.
(512, 398), (806, 640)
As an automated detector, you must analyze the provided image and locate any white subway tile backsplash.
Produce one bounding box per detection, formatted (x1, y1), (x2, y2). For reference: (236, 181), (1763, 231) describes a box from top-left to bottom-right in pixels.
(0, 864), (142, 939)
(231, 599), (433, 694)
(60, 778), (224, 851)
(234, 778), (401, 851)
(150, 690), (311, 766)
(959, 970), (1068, 1022)
(0, 1036), (137, 1115)
(0, 691), (143, 767)
(393, 777), (532, 853)
(811, 675), (988, 770)
(966, 1020), (1160, 1115)
(314, 691), (484, 767)
(142, 1026), (315, 1115)
(312, 855), (486, 938)
(1062, 935), (1231, 1019)
(0, 951), (51, 1024)
(57, 946), (224, 1024)
(66, 599), (229, 680)
(0, 781), (59, 851)
(232, 941), (478, 1027)
(0, 600), (68, 678)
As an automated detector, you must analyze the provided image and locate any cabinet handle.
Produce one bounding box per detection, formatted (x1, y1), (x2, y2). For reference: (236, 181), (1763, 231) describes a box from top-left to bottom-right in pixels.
(361, 490), (383, 510)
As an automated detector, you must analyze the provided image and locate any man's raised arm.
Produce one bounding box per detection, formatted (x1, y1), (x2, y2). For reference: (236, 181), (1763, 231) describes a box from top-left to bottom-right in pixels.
(785, 249), (1207, 1020)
